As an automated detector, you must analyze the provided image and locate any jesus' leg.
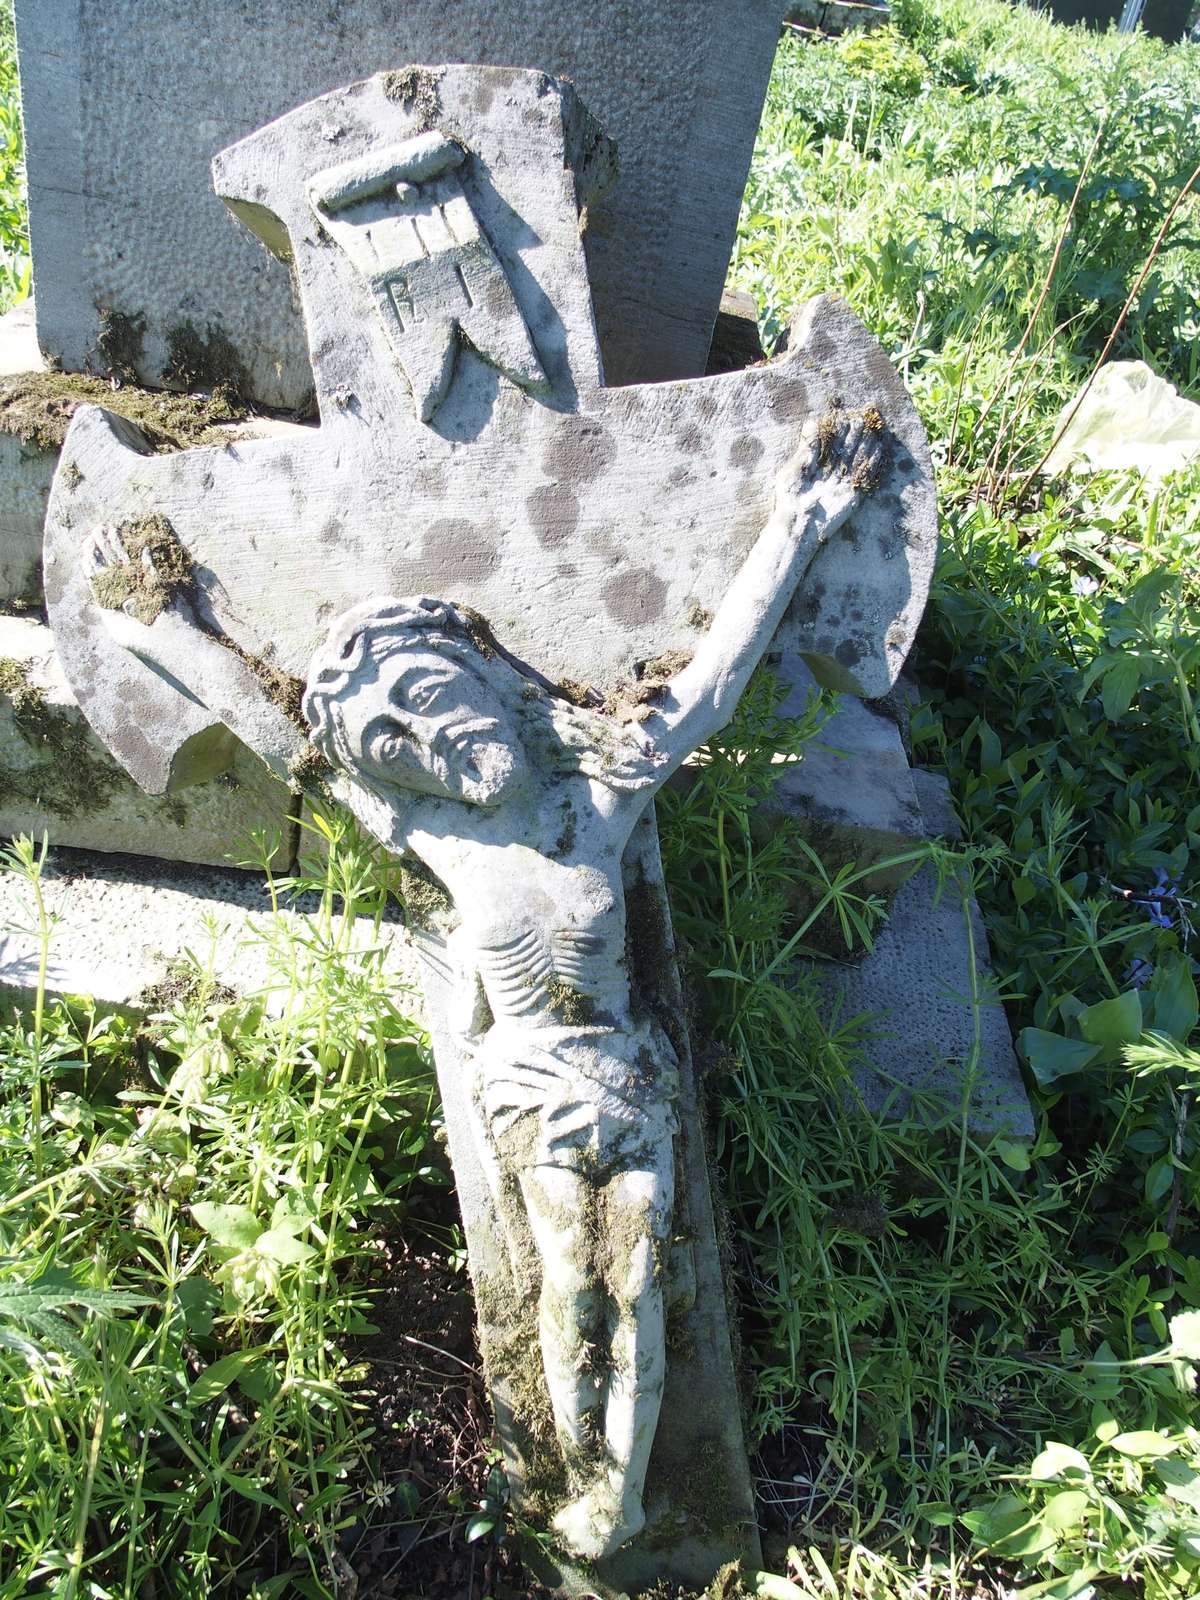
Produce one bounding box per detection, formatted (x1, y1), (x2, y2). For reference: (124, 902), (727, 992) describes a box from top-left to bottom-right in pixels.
(599, 1160), (673, 1547)
(517, 1163), (606, 1466)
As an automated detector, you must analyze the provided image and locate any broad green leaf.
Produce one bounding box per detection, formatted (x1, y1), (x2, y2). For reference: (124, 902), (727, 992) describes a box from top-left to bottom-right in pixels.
(1170, 1310), (1200, 1359)
(189, 1348), (264, 1406)
(191, 1203), (261, 1250)
(239, 1363), (282, 1405)
(1018, 1028), (1100, 1085)
(253, 1229), (317, 1266)
(1100, 655), (1139, 722)
(1157, 1457), (1200, 1511)
(175, 1277), (219, 1337)
(963, 1493), (1058, 1556)
(1107, 1430), (1176, 1458)
(1029, 1441), (1090, 1480)
(747, 1576), (807, 1600)
(465, 1513), (497, 1543)
(1145, 1156), (1175, 1203)
(269, 1194), (314, 1237)
(995, 1138), (1032, 1172)
(1041, 1488), (1090, 1532)
(1146, 955), (1199, 1043)
(1077, 991), (1142, 1062)
(1083, 1344), (1121, 1401)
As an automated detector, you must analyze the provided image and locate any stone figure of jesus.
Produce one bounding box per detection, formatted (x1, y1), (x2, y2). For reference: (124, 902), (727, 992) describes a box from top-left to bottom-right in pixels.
(84, 411), (885, 1559)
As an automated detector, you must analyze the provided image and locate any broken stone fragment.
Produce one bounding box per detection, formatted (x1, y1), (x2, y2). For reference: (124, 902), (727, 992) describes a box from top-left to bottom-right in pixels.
(0, 613), (296, 868)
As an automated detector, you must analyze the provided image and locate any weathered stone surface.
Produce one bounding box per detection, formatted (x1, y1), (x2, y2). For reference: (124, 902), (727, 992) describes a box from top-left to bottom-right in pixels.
(39, 67), (943, 1583)
(785, 0), (890, 33)
(43, 70), (937, 804)
(16, 0), (787, 404)
(0, 843), (419, 1015)
(810, 768), (1032, 1134)
(763, 653), (925, 950)
(0, 304), (316, 607)
(0, 305), (55, 603)
(706, 288), (767, 376)
(0, 615), (296, 868)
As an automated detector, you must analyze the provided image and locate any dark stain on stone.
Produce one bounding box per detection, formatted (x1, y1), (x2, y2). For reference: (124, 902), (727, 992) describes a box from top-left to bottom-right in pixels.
(677, 423), (704, 456)
(557, 561), (579, 582)
(835, 638), (863, 668)
(806, 327), (835, 367)
(769, 375), (810, 422)
(526, 483), (580, 549)
(895, 450), (914, 474)
(162, 319), (249, 403)
(603, 568), (667, 628)
(695, 391), (718, 423)
(729, 433), (763, 471)
(793, 580), (826, 625)
(667, 463), (693, 489)
(543, 424), (615, 485)
(422, 516), (498, 573)
(474, 82), (494, 115)
(319, 517), (342, 549)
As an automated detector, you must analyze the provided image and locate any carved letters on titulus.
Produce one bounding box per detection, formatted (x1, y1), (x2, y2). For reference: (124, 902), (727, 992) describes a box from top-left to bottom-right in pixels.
(308, 131), (547, 422)
(43, 64), (938, 1581)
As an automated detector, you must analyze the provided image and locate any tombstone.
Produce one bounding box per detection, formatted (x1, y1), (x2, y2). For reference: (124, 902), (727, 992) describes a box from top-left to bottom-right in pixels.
(42, 69), (937, 1589)
(16, 0), (788, 405)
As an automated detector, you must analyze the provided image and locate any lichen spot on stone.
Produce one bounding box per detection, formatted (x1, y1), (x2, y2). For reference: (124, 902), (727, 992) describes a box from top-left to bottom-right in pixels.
(382, 66), (443, 131)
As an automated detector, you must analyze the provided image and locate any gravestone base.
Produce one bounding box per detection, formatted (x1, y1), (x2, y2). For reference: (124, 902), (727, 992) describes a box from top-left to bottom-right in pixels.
(0, 613), (298, 868)
(761, 653), (927, 951)
(806, 768), (1032, 1134)
(0, 843), (420, 1016)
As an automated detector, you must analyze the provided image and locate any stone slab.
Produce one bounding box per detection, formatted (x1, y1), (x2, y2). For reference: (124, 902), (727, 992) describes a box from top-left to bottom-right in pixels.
(809, 768), (1032, 1134)
(785, 1), (890, 32)
(764, 653), (925, 951)
(0, 303), (316, 606)
(16, 0), (787, 405)
(0, 843), (420, 1016)
(0, 615), (297, 869)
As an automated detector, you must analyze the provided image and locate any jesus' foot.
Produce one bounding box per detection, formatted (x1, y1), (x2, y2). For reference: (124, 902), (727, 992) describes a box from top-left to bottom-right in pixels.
(552, 1484), (646, 1560)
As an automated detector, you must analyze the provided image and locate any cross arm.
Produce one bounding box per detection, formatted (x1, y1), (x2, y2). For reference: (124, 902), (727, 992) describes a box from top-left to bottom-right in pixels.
(644, 410), (888, 771)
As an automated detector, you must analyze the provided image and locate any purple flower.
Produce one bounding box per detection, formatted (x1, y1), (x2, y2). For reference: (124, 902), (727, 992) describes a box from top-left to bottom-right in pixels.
(1071, 573), (1099, 597)
(1146, 902), (1173, 929)
(1126, 956), (1154, 988)
(1023, 550), (1042, 567)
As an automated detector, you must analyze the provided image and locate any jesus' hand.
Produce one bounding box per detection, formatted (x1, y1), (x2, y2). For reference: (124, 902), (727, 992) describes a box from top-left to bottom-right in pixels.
(775, 404), (888, 543)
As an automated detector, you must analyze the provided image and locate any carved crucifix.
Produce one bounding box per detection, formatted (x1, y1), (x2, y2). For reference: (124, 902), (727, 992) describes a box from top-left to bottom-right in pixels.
(43, 66), (936, 1587)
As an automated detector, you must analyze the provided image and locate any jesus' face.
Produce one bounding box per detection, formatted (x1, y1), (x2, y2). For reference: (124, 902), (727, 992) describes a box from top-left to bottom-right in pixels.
(339, 646), (524, 806)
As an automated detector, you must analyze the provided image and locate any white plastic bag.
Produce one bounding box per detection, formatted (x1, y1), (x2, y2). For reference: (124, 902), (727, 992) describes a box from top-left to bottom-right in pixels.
(1043, 360), (1200, 481)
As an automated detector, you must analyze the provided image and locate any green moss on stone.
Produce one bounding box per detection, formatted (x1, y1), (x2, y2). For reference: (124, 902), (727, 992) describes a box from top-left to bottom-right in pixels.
(0, 369), (243, 455)
(398, 859), (454, 930)
(162, 320), (249, 405)
(95, 307), (146, 384)
(546, 976), (596, 1027)
(90, 514), (195, 625)
(0, 660), (128, 817)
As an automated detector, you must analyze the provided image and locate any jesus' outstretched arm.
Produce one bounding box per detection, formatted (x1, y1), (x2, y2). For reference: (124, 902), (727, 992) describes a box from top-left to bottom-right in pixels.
(644, 407), (888, 771)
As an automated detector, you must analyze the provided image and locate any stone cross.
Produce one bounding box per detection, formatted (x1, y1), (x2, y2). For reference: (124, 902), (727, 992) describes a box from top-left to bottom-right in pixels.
(43, 68), (936, 1591)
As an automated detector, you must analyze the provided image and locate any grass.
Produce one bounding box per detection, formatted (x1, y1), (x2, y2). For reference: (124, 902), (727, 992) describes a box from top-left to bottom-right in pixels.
(3, 0), (1200, 1595)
